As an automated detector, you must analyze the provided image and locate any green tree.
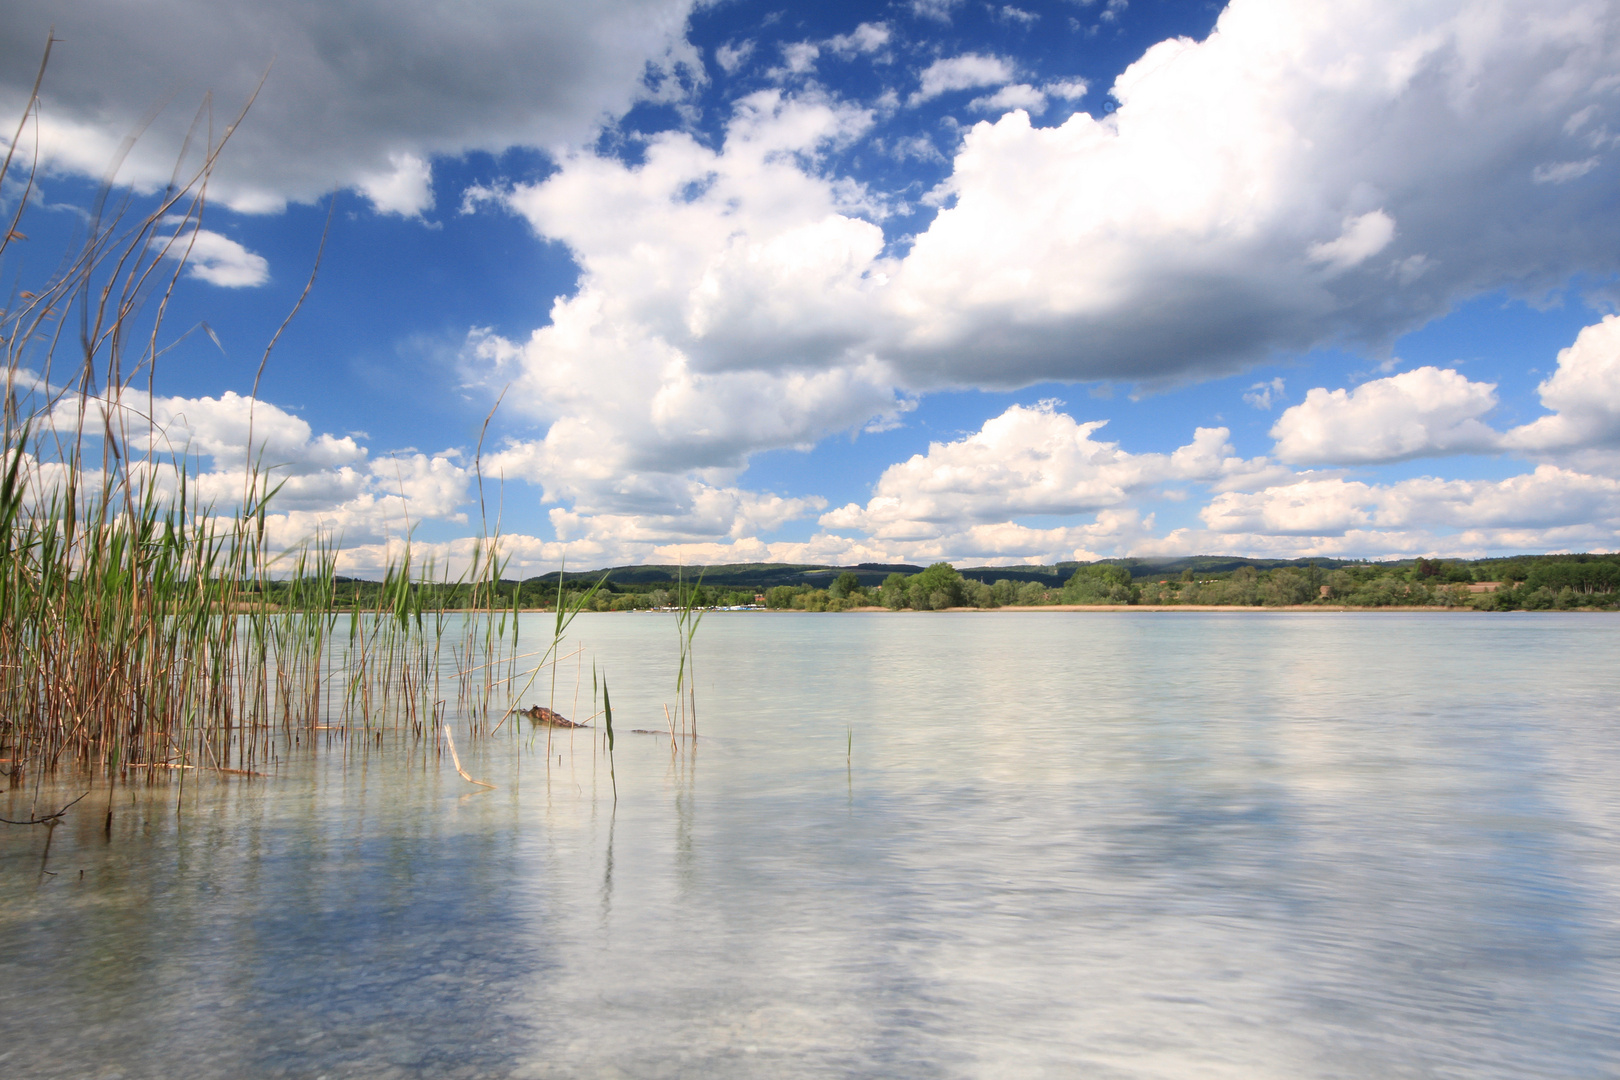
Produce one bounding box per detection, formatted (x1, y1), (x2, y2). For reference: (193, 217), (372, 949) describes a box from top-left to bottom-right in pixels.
(829, 570), (861, 599)
(1015, 581), (1049, 605)
(1526, 560), (1620, 595)
(1259, 567), (1314, 606)
(1061, 563), (1135, 604)
(911, 562), (966, 609)
(1225, 566), (1260, 606)
(880, 573), (909, 609)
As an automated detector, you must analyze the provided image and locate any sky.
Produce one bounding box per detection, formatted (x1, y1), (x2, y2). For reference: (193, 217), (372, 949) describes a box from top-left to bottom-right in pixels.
(4, 0), (1620, 574)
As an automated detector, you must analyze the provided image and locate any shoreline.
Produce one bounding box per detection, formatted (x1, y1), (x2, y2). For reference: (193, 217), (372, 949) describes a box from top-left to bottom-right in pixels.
(773, 604), (1619, 614)
(406, 603), (1618, 614)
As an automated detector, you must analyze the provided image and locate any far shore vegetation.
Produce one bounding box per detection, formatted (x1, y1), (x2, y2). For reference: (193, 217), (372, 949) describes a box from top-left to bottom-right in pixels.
(318, 552), (1620, 614)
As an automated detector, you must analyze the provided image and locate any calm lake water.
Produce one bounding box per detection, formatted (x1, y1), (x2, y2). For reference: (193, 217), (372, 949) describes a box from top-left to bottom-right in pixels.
(3, 611), (1619, 1079)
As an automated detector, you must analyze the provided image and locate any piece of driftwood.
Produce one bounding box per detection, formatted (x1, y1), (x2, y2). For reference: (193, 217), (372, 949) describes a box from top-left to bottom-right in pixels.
(1, 789), (89, 825)
(443, 725), (494, 789)
(522, 705), (589, 728)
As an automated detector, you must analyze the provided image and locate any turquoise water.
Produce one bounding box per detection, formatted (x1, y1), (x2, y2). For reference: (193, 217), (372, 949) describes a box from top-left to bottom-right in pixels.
(3, 611), (1618, 1078)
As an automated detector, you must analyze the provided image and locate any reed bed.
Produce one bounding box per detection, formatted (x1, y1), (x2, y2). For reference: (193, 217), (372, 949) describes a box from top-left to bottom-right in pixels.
(0, 456), (527, 785)
(0, 53), (560, 797)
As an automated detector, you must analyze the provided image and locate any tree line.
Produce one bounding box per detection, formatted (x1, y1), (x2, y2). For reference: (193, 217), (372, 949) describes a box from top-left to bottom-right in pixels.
(253, 553), (1620, 612)
(844, 556), (1620, 611)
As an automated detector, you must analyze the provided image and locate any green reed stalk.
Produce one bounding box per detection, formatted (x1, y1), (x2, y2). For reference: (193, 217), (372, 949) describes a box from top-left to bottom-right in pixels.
(672, 567), (705, 741)
(601, 674), (615, 801)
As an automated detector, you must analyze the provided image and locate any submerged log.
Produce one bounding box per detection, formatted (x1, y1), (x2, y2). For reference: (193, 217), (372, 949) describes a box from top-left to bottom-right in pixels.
(523, 705), (588, 728)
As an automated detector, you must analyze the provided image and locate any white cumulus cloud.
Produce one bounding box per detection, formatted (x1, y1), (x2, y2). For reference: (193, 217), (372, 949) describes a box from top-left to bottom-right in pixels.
(909, 54), (1018, 105)
(1306, 210), (1397, 273)
(1044, 79), (1090, 101)
(911, 0), (966, 24)
(819, 401), (1270, 541)
(355, 152), (435, 218)
(1244, 377), (1285, 410)
(1504, 314), (1620, 454)
(715, 40), (755, 73)
(1201, 467), (1620, 538)
(461, 90), (907, 548)
(1533, 157), (1600, 184)
(157, 223), (270, 288)
(828, 23), (891, 56)
(49, 390), (472, 542)
(969, 84), (1048, 115)
(1262, 314), (1620, 471)
(777, 42), (821, 76)
(1271, 366), (1501, 464)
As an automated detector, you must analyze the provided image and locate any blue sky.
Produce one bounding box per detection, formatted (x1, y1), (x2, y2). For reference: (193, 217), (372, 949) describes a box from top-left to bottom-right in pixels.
(5, 0), (1620, 573)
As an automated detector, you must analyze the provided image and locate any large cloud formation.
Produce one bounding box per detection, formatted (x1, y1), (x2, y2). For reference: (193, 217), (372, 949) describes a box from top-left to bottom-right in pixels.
(464, 90), (906, 551)
(16, 0), (1620, 564)
(461, 0), (1620, 558)
(0, 0), (698, 214)
(802, 309), (1620, 563)
(889, 0), (1620, 385)
(484, 0), (1620, 385)
(59, 319), (1620, 570)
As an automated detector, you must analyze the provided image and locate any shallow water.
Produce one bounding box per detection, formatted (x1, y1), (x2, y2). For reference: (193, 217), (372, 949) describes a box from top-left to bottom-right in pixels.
(3, 611), (1619, 1079)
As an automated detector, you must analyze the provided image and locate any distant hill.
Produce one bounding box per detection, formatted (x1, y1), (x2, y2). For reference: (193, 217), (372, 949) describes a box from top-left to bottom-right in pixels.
(521, 562), (925, 589)
(506, 552), (1616, 589)
(516, 556), (1375, 588)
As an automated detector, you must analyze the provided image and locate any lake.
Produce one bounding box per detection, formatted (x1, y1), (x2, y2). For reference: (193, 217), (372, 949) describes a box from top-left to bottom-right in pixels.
(3, 611), (1618, 1078)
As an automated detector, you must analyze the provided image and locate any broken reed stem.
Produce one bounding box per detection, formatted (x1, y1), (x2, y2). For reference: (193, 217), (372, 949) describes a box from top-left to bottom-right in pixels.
(441, 724), (493, 789)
